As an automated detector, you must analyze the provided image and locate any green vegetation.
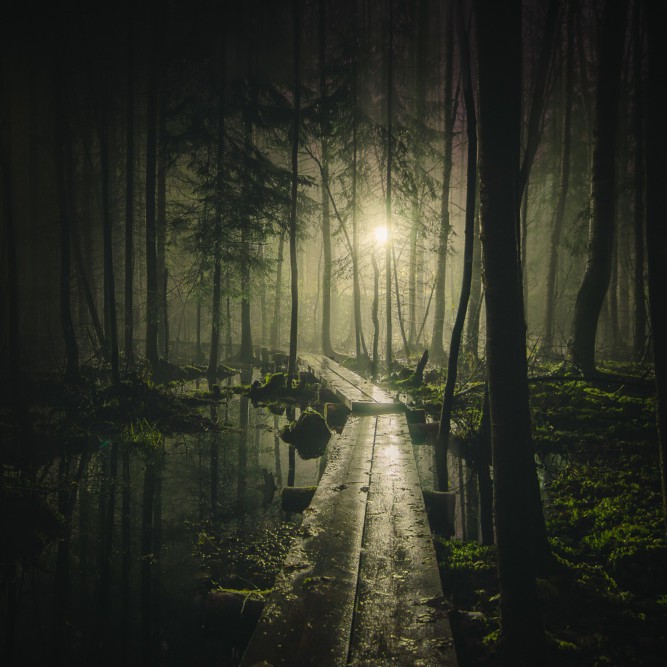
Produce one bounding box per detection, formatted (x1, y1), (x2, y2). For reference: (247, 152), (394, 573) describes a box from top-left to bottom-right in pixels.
(434, 370), (666, 665)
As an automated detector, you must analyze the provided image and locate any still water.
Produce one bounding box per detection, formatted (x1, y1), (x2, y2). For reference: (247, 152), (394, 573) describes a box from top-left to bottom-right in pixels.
(3, 371), (490, 666)
(3, 372), (330, 666)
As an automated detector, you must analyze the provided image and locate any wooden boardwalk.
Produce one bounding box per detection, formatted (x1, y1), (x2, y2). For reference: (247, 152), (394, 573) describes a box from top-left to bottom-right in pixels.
(298, 352), (400, 413)
(240, 354), (457, 666)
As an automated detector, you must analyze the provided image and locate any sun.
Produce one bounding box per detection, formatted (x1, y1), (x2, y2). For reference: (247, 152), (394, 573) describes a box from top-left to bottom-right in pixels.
(374, 226), (388, 245)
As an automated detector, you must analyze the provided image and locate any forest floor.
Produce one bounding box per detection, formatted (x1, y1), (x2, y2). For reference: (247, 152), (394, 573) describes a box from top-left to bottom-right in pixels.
(3, 357), (666, 665)
(399, 360), (666, 666)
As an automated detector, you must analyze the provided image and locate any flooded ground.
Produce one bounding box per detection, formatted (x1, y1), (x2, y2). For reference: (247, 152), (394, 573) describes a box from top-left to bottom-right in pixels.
(2, 366), (501, 666)
(2, 371), (332, 666)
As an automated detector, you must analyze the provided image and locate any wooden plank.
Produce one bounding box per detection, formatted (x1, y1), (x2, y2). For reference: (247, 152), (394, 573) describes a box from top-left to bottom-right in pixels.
(239, 416), (376, 667)
(299, 352), (370, 409)
(349, 412), (458, 666)
(350, 400), (405, 415)
(298, 352), (396, 407)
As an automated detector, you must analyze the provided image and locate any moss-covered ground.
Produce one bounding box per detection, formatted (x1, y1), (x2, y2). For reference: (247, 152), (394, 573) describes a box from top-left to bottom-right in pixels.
(426, 362), (666, 666)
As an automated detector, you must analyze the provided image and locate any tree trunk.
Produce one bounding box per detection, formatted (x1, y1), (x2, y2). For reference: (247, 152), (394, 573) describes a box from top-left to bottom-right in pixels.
(120, 442), (131, 661)
(287, 0), (302, 380)
(157, 96), (168, 361)
(474, 0), (546, 660)
(632, 0), (646, 361)
(392, 246), (410, 360)
(270, 232), (285, 349)
(145, 36), (160, 372)
(570, 0), (627, 374)
(384, 0), (394, 370)
(477, 385), (494, 546)
(644, 0), (667, 536)
(351, 53), (366, 366)
(239, 90), (254, 364)
(319, 0), (335, 358)
(430, 0), (455, 365)
(141, 450), (156, 665)
(465, 203), (482, 359)
(99, 80), (120, 385)
(124, 12), (135, 369)
(436, 0), (477, 493)
(543, 3), (574, 355)
(208, 46), (225, 384)
(0, 83), (20, 403)
(371, 251), (380, 380)
(55, 68), (79, 385)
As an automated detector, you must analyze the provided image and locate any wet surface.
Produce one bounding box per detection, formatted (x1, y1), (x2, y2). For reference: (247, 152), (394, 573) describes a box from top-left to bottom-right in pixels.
(1, 372), (331, 666)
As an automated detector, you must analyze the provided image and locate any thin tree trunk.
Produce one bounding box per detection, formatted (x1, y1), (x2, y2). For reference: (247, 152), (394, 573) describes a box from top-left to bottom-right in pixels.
(465, 204), (482, 358)
(270, 232), (285, 349)
(644, 0), (667, 536)
(351, 51), (366, 365)
(319, 0), (334, 358)
(287, 0), (302, 380)
(145, 35), (160, 372)
(120, 442), (131, 661)
(477, 385), (494, 545)
(99, 80), (120, 385)
(570, 0), (627, 374)
(632, 0), (646, 360)
(208, 46), (225, 383)
(141, 451), (156, 665)
(543, 4), (574, 355)
(157, 97), (168, 361)
(436, 0), (476, 493)
(124, 10), (135, 369)
(55, 69), (79, 384)
(517, 0), (561, 203)
(371, 251), (380, 380)
(385, 0), (394, 369)
(392, 247), (410, 360)
(0, 78), (20, 403)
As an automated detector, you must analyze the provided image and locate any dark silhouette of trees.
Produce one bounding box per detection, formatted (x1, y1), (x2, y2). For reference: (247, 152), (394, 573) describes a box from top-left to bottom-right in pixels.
(287, 0), (302, 380)
(570, 0), (627, 374)
(644, 0), (667, 534)
(474, 0), (546, 661)
(435, 0), (476, 493)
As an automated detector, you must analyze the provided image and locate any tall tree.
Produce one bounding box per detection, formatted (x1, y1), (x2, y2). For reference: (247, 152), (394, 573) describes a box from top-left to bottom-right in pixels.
(644, 0), (667, 535)
(632, 0), (646, 361)
(99, 69), (120, 385)
(542, 0), (574, 355)
(319, 0), (335, 358)
(207, 42), (226, 385)
(124, 8), (135, 368)
(474, 0), (546, 661)
(145, 19), (161, 372)
(0, 86), (20, 402)
(287, 0), (302, 380)
(430, 0), (456, 365)
(435, 0), (477, 493)
(55, 57), (79, 385)
(385, 0), (394, 369)
(570, 0), (627, 374)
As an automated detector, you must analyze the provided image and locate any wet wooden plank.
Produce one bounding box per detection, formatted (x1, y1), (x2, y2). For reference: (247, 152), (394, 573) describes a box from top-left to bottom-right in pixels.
(299, 352), (370, 409)
(298, 352), (396, 408)
(239, 415), (376, 667)
(349, 412), (458, 666)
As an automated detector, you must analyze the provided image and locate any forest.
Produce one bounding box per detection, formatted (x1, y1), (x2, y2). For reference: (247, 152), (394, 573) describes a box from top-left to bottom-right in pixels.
(1, 0), (666, 665)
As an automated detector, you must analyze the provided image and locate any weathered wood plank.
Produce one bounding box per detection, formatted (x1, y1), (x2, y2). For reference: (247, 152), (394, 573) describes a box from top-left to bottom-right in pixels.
(239, 416), (376, 667)
(298, 352), (396, 407)
(349, 412), (458, 666)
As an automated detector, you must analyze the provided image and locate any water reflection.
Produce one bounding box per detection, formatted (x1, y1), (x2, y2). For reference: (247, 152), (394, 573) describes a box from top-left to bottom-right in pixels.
(1, 372), (329, 666)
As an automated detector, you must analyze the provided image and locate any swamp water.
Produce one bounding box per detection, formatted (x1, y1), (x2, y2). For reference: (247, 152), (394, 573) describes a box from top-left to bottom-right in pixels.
(2, 373), (328, 666)
(3, 371), (499, 665)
